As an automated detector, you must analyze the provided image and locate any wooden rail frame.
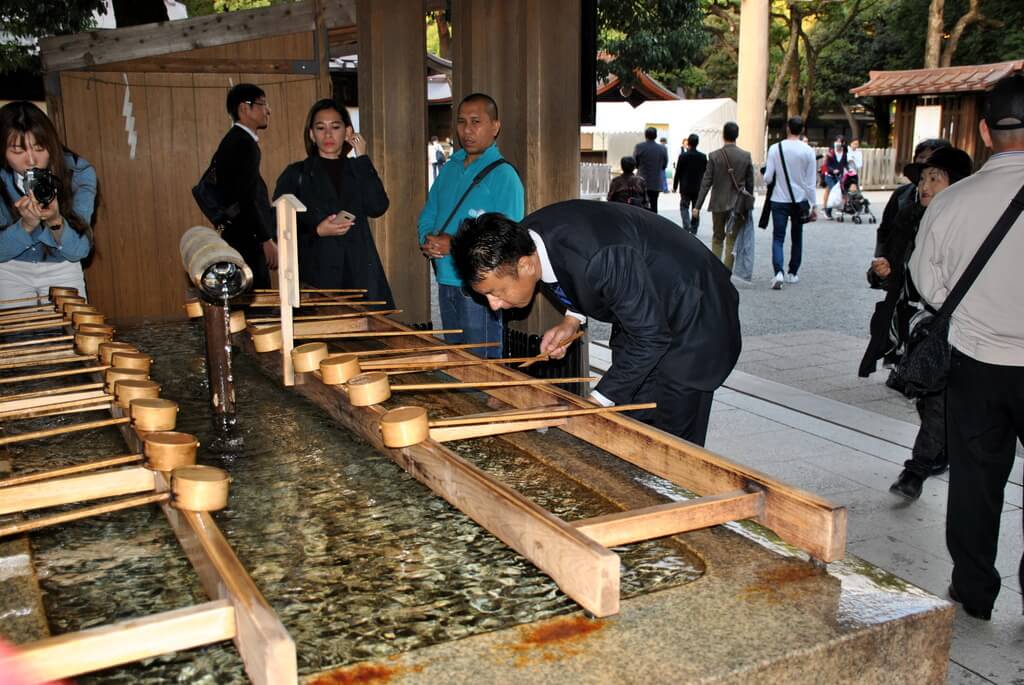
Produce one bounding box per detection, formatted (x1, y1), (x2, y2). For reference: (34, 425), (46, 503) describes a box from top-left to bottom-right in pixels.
(236, 272), (846, 616)
(0, 324), (297, 684)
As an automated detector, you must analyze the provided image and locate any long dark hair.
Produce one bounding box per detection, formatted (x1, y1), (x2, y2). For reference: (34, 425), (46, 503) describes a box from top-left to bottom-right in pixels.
(0, 101), (91, 237)
(303, 99), (353, 158)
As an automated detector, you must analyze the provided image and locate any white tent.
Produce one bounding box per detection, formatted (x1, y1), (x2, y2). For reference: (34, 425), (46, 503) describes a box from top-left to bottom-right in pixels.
(583, 98), (738, 174)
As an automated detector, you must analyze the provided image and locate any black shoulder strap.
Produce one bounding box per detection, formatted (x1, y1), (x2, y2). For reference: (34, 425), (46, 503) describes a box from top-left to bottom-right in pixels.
(434, 158), (511, 235)
(777, 142), (798, 204)
(935, 181), (1024, 319)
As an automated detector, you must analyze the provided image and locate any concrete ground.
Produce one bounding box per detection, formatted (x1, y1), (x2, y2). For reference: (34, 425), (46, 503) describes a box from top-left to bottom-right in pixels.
(590, 190), (1022, 684)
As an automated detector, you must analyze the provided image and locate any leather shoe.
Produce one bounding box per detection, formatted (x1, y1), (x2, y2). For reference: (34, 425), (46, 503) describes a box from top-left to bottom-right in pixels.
(889, 469), (924, 500)
(928, 462), (949, 476)
(948, 583), (992, 621)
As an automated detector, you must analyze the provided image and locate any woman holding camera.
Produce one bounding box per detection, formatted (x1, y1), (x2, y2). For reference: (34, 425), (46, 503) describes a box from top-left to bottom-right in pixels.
(0, 101), (95, 303)
(273, 99), (393, 307)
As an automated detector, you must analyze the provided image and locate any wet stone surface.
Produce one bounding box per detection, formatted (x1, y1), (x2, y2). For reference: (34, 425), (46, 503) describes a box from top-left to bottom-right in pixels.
(10, 322), (702, 682)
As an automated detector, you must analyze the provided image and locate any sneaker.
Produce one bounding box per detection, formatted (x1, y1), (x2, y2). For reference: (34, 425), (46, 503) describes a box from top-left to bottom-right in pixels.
(825, 208), (833, 219)
(784, 273), (799, 284)
(771, 272), (784, 290)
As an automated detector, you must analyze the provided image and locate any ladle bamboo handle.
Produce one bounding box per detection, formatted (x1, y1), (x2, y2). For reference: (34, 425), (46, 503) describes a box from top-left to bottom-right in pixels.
(0, 313), (62, 326)
(0, 492), (169, 537)
(0, 355), (92, 371)
(390, 376), (596, 392)
(246, 300), (387, 308)
(0, 454), (142, 488)
(298, 329), (463, 340)
(0, 295), (49, 306)
(362, 355), (540, 370)
(0, 364), (110, 385)
(254, 288), (366, 293)
(0, 343), (74, 359)
(428, 401), (657, 428)
(0, 416), (129, 446)
(349, 342), (499, 358)
(0, 320), (66, 334)
(0, 334), (73, 350)
(246, 309), (402, 324)
(519, 330), (587, 369)
(0, 382), (105, 402)
(0, 397), (113, 422)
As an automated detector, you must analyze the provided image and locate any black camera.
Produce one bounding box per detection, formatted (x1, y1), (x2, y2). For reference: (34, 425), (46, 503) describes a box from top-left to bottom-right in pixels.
(24, 168), (58, 206)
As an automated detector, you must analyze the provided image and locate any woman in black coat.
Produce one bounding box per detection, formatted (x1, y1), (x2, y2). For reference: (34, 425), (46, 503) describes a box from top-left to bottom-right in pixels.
(273, 99), (394, 307)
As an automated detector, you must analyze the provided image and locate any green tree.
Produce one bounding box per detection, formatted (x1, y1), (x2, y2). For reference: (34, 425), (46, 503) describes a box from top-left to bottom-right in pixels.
(597, 0), (707, 92)
(0, 0), (107, 73)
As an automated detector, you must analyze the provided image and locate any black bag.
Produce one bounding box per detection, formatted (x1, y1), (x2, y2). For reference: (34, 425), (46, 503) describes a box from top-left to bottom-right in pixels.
(758, 179), (774, 229)
(722, 148), (754, 236)
(893, 182), (1024, 397)
(192, 161), (239, 228)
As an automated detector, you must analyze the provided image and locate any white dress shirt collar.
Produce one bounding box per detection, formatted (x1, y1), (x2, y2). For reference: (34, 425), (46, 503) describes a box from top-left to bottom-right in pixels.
(233, 122), (259, 142)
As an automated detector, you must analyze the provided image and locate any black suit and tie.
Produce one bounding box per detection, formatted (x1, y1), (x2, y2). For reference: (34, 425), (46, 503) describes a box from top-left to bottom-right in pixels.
(210, 125), (276, 288)
(525, 199), (741, 445)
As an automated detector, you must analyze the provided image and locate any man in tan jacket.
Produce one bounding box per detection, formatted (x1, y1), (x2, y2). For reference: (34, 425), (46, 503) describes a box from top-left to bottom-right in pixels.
(692, 122), (753, 271)
(910, 73), (1024, 622)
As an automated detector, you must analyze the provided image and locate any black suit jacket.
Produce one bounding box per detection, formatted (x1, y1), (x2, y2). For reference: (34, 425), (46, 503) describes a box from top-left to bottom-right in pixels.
(673, 148), (708, 198)
(524, 200), (741, 400)
(211, 126), (275, 250)
(273, 155), (394, 306)
(633, 140), (668, 188)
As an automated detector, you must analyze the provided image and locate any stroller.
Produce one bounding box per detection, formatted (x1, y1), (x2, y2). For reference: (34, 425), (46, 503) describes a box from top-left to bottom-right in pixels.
(834, 171), (876, 224)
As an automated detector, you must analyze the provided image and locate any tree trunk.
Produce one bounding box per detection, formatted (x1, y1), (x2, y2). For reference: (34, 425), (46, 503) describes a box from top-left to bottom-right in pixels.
(940, 0), (983, 67)
(841, 104), (861, 140)
(765, 8), (800, 118)
(786, 10), (801, 120)
(924, 0), (944, 69)
(433, 11), (451, 60)
(872, 96), (892, 148)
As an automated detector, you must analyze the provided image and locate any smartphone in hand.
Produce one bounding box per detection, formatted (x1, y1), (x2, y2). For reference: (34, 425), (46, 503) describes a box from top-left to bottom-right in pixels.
(336, 210), (356, 222)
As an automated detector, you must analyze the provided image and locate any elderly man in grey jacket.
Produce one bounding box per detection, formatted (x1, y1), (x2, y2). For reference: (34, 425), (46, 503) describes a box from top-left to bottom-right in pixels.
(909, 73), (1024, 622)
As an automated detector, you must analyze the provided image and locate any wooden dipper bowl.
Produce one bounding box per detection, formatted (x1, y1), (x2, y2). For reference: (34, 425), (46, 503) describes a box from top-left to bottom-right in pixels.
(380, 406), (429, 448)
(251, 325), (283, 352)
(347, 371), (391, 406)
(105, 367), (148, 394)
(115, 379), (160, 408)
(75, 330), (112, 356)
(78, 323), (115, 336)
(320, 354), (361, 385)
(72, 311), (105, 327)
(111, 351), (152, 372)
(292, 342), (328, 373)
(229, 310), (247, 334)
(63, 302), (95, 316)
(99, 341), (137, 365)
(171, 466), (230, 512)
(130, 398), (179, 432)
(143, 431), (198, 471)
(48, 286), (78, 299)
(184, 299), (204, 319)
(53, 294), (85, 309)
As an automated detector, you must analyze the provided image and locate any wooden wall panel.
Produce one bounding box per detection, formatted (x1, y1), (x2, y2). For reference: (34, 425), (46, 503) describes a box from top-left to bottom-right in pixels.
(357, 0), (430, 324)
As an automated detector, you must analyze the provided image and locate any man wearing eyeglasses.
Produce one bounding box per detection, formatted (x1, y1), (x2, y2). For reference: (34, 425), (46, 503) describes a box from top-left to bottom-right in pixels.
(206, 83), (278, 288)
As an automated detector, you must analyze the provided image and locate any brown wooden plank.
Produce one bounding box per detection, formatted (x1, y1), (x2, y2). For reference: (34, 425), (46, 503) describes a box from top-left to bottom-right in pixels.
(241, 335), (621, 616)
(0, 466), (154, 515)
(17, 600), (236, 683)
(571, 490), (766, 548)
(84, 58), (310, 74)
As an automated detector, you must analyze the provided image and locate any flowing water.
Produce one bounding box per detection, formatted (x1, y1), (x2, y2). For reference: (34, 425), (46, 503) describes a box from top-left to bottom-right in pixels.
(8, 322), (702, 682)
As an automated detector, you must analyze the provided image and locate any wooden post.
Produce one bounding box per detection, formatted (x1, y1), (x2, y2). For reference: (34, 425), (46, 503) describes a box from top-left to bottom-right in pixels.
(313, 0), (333, 99)
(737, 0), (770, 167)
(273, 194), (305, 386)
(201, 300), (236, 422)
(356, 0), (429, 324)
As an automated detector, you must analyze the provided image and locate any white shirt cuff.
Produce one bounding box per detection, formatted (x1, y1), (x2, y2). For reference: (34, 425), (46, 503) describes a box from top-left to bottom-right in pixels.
(566, 310), (587, 324)
(589, 389), (614, 407)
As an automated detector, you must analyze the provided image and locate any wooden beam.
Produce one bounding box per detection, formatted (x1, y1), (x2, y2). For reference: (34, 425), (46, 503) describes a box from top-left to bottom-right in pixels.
(82, 58), (317, 74)
(0, 466), (155, 515)
(240, 334), (621, 617)
(313, 0), (333, 98)
(17, 600), (236, 683)
(571, 490), (765, 548)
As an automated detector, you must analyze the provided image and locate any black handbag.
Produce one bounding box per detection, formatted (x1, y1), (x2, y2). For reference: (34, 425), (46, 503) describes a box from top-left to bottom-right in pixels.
(192, 160), (239, 228)
(894, 182), (1024, 398)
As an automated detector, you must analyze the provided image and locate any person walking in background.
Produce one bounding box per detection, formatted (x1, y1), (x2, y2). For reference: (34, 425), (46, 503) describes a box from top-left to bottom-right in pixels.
(763, 116), (817, 290)
(207, 83), (277, 289)
(634, 127), (667, 212)
(858, 145), (973, 501)
(418, 92), (524, 357)
(674, 134), (707, 235)
(607, 156), (648, 208)
(429, 135), (446, 183)
(847, 138), (863, 189)
(273, 99), (393, 306)
(910, 73), (1024, 622)
(658, 137), (670, 194)
(0, 101), (95, 302)
(821, 135), (848, 218)
(692, 122), (753, 271)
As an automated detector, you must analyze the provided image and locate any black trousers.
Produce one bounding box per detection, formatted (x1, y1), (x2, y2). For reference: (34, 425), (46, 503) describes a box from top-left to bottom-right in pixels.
(946, 348), (1024, 613)
(903, 390), (947, 478)
(646, 190), (661, 213)
(609, 328), (714, 446)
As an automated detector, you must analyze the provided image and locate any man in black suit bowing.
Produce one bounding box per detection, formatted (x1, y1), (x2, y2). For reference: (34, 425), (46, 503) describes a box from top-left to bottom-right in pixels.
(451, 200), (741, 445)
(209, 83), (278, 288)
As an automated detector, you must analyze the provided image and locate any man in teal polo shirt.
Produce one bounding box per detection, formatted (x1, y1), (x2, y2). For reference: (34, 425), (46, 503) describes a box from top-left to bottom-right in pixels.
(419, 92), (524, 356)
